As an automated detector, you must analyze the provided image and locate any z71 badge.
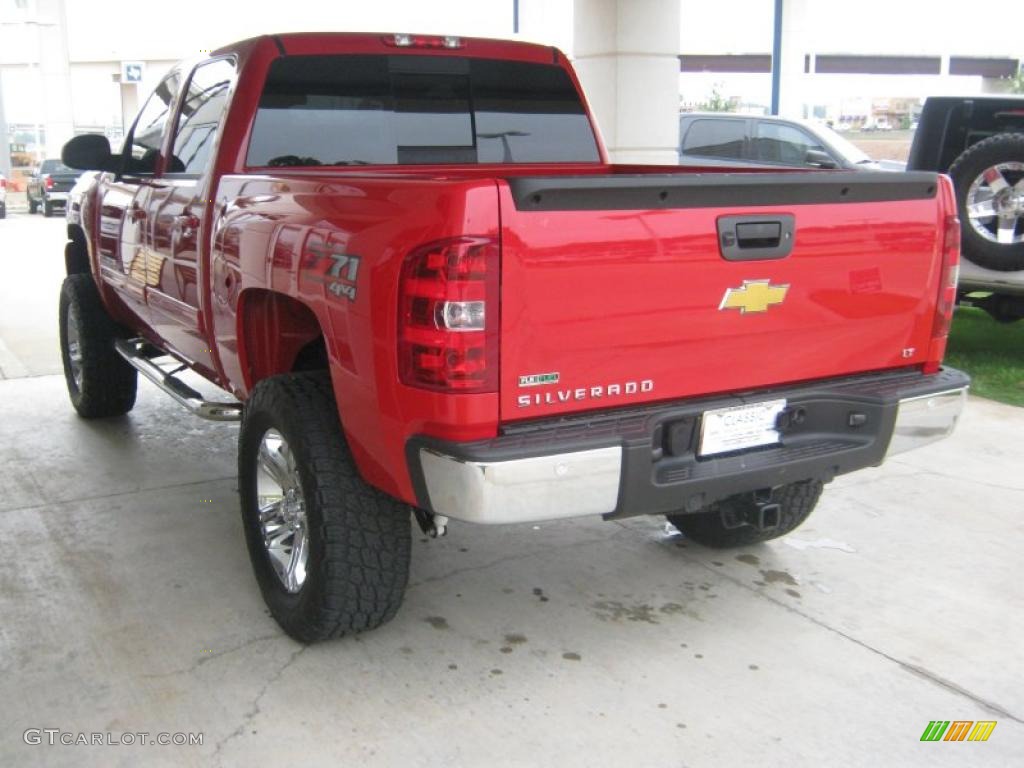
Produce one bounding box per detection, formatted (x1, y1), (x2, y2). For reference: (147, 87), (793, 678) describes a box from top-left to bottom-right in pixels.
(303, 242), (361, 302)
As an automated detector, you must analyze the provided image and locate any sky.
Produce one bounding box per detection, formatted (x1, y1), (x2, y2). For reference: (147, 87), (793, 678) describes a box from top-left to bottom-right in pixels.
(60, 0), (570, 62)
(679, 0), (1021, 58)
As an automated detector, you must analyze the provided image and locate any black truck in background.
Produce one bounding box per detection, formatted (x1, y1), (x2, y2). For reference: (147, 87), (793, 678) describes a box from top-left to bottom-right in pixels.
(908, 96), (1024, 322)
(25, 159), (81, 217)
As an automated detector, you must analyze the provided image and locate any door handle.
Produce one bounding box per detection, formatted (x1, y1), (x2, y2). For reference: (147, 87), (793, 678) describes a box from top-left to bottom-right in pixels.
(717, 214), (795, 261)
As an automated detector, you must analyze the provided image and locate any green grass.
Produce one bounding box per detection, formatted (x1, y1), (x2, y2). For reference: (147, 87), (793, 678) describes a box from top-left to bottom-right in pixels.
(945, 307), (1024, 406)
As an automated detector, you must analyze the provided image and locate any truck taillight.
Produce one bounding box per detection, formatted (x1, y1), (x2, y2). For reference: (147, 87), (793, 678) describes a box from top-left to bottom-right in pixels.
(398, 236), (499, 392)
(0, 178), (6, 190)
(44, 175), (53, 190)
(924, 214), (960, 374)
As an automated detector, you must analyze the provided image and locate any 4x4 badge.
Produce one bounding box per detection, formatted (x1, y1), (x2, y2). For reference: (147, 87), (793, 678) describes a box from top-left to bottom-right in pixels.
(719, 280), (789, 314)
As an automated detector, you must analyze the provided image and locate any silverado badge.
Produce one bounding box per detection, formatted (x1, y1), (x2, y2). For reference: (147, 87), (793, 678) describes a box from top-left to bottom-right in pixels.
(719, 280), (789, 314)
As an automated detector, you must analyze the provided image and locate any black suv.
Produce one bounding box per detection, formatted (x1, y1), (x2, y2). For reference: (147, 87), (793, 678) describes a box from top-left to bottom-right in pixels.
(908, 96), (1024, 322)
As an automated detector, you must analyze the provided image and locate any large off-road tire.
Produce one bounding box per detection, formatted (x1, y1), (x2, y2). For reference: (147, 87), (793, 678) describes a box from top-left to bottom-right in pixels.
(949, 133), (1024, 272)
(43, 199), (55, 217)
(238, 372), (412, 643)
(58, 274), (138, 418)
(667, 480), (823, 549)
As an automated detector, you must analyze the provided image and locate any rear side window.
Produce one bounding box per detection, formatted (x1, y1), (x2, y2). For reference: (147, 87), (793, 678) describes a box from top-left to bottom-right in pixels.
(246, 55), (601, 166)
(681, 118), (746, 160)
(752, 122), (825, 165)
(170, 58), (235, 175)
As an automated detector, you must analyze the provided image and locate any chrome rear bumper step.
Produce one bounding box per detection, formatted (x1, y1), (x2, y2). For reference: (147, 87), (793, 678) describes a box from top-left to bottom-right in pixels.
(114, 339), (242, 422)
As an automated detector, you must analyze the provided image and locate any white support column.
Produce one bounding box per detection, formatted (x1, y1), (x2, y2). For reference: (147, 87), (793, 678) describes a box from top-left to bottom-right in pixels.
(34, 0), (75, 158)
(775, 0), (811, 119)
(0, 70), (10, 177)
(119, 82), (138, 134)
(573, 0), (681, 164)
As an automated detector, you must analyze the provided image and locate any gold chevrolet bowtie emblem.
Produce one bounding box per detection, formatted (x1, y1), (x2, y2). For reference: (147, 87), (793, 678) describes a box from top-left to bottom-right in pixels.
(719, 280), (790, 314)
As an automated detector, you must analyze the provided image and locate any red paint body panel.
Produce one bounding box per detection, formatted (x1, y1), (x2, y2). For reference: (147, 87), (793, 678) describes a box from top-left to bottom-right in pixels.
(210, 174), (501, 500)
(69, 32), (955, 509)
(497, 185), (947, 420)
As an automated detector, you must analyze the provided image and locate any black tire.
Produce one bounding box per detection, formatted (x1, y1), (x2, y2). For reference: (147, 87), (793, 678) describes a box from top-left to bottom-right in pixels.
(667, 480), (823, 549)
(58, 274), (138, 418)
(238, 372), (411, 643)
(43, 199), (54, 217)
(28, 196), (38, 214)
(967, 292), (1024, 324)
(949, 133), (1024, 272)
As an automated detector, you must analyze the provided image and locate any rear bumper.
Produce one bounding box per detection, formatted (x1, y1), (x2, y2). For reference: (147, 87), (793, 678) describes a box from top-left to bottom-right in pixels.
(408, 367), (969, 525)
(884, 387), (968, 457)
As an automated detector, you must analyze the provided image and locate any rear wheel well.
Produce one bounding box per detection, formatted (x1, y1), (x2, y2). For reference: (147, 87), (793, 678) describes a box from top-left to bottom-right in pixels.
(238, 289), (328, 388)
(65, 225), (90, 275)
(292, 336), (328, 371)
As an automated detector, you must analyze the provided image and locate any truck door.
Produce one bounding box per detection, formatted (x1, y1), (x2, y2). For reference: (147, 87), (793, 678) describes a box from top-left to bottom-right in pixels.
(95, 72), (181, 325)
(146, 58), (236, 376)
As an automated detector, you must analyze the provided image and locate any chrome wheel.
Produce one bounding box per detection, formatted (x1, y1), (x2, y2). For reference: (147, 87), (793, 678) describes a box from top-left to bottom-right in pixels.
(66, 303), (83, 390)
(256, 429), (309, 593)
(965, 161), (1024, 245)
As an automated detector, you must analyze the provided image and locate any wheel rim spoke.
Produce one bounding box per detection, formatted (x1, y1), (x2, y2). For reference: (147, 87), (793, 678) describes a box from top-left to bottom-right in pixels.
(285, 525), (308, 593)
(264, 524), (292, 547)
(983, 166), (1010, 194)
(997, 216), (1018, 244)
(66, 304), (84, 389)
(258, 439), (292, 489)
(255, 429), (309, 594)
(258, 498), (283, 524)
(266, 540), (292, 577)
(967, 198), (996, 220)
(966, 161), (1024, 245)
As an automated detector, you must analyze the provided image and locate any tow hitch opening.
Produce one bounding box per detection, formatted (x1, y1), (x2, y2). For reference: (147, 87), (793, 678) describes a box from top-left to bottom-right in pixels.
(721, 489), (781, 531)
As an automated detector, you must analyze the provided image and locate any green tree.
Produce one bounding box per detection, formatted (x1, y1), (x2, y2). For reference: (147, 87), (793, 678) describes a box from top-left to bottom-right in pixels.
(701, 83), (734, 112)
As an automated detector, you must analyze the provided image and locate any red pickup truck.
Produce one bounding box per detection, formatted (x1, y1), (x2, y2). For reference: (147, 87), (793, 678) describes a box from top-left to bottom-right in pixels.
(60, 33), (968, 642)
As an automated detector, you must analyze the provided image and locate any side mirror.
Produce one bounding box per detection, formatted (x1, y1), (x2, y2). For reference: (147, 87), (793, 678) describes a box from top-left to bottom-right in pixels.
(805, 149), (838, 169)
(62, 134), (119, 173)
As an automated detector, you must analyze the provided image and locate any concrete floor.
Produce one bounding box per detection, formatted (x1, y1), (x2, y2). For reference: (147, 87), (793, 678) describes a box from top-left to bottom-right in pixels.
(1, 211), (1022, 767)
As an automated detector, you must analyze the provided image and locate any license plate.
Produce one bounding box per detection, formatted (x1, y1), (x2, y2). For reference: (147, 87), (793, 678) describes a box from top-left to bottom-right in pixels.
(699, 398), (786, 457)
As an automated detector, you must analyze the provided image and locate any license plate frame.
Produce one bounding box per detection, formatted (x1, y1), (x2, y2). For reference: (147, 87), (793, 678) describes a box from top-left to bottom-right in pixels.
(698, 398), (787, 457)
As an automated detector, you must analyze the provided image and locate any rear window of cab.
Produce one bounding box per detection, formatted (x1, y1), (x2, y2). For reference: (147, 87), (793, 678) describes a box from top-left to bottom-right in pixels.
(246, 55), (601, 167)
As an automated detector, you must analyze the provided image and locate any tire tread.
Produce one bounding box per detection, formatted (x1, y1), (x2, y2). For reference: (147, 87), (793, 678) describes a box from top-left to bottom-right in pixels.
(239, 372), (411, 642)
(59, 274), (137, 418)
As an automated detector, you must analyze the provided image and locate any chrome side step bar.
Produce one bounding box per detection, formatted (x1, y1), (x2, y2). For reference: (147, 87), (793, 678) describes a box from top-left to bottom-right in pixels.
(114, 339), (242, 422)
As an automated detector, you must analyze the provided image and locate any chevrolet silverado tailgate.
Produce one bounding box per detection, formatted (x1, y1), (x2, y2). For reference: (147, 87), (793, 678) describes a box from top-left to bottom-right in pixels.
(498, 171), (947, 421)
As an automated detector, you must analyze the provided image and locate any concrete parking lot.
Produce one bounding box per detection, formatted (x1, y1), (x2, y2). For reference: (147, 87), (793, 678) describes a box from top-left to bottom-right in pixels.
(0, 211), (1021, 767)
